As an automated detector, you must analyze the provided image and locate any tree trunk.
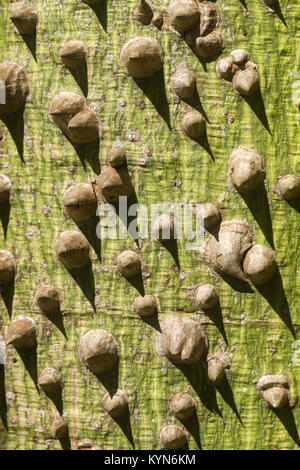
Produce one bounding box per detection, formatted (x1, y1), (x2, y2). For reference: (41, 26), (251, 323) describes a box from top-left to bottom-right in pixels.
(0, 0), (299, 450)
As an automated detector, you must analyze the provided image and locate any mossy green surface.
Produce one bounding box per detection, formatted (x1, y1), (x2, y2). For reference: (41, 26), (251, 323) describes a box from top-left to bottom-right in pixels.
(0, 0), (299, 450)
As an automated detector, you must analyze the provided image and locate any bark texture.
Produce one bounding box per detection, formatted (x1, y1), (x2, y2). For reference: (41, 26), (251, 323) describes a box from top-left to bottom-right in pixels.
(0, 0), (299, 450)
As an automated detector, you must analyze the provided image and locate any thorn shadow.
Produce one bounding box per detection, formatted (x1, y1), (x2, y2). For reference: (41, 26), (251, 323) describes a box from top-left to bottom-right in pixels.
(1, 111), (25, 162)
(134, 68), (171, 129)
(139, 311), (161, 332)
(85, 0), (108, 32)
(58, 429), (71, 450)
(160, 239), (180, 270)
(219, 272), (254, 293)
(194, 56), (208, 73)
(20, 31), (37, 61)
(113, 408), (135, 449)
(273, 407), (300, 447)
(283, 197), (300, 214)
(185, 88), (210, 123)
(95, 363), (119, 393)
(189, 129), (215, 161)
(178, 413), (201, 449)
(61, 129), (100, 174)
(114, 189), (140, 247)
(67, 63), (88, 98)
(0, 201), (11, 239)
(0, 279), (15, 318)
(239, 182), (274, 248)
(0, 364), (8, 429)
(177, 362), (222, 417)
(76, 215), (101, 263)
(242, 87), (271, 134)
(205, 223), (221, 239)
(239, 0), (248, 9)
(216, 376), (243, 425)
(72, 139), (101, 175)
(43, 310), (67, 339)
(268, 1), (288, 28)
(123, 270), (145, 297)
(16, 345), (39, 391)
(67, 260), (96, 311)
(255, 267), (295, 337)
(44, 390), (64, 416)
(204, 302), (228, 345)
(200, 130), (215, 161)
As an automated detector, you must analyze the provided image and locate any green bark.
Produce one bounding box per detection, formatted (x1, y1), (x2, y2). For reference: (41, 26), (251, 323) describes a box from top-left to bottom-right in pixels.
(0, 0), (299, 450)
